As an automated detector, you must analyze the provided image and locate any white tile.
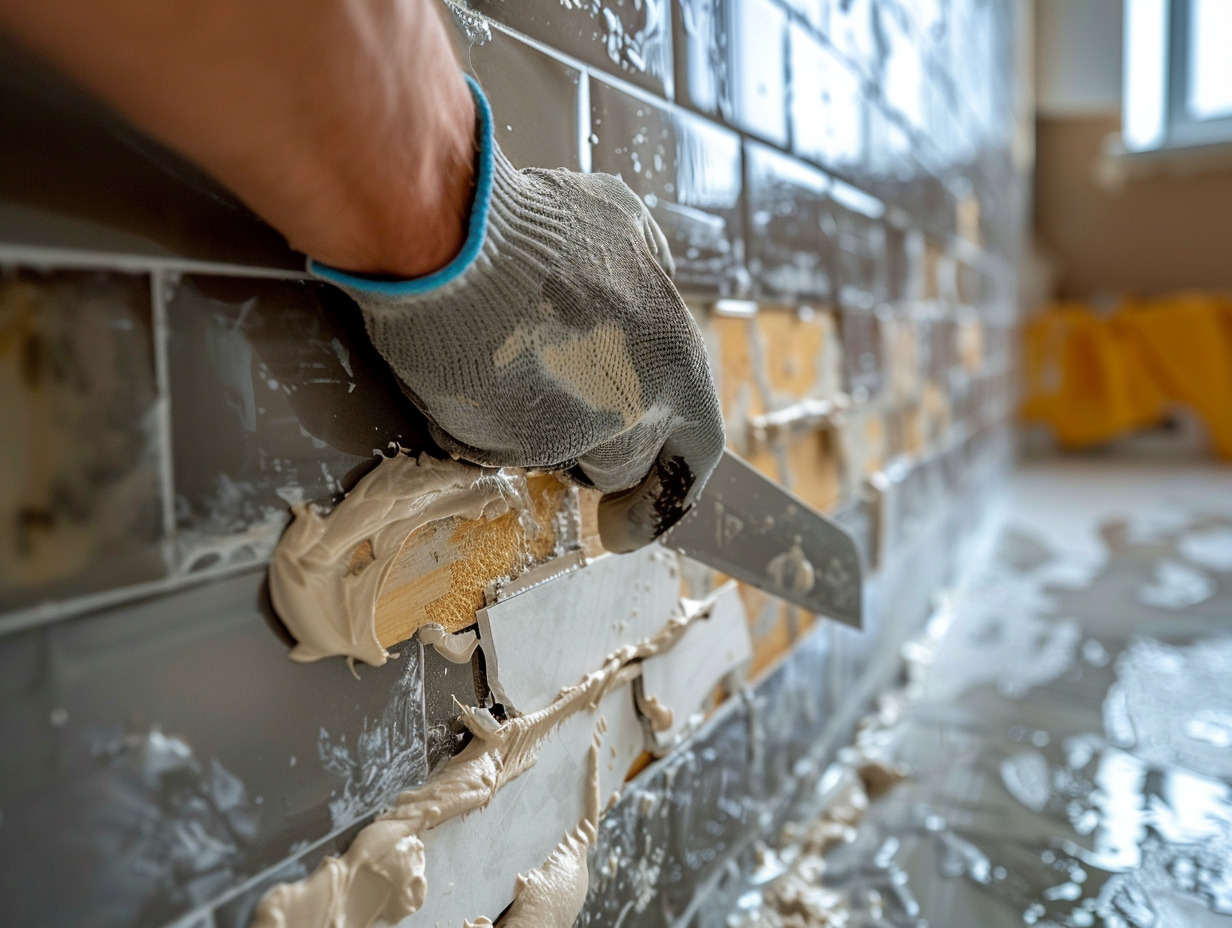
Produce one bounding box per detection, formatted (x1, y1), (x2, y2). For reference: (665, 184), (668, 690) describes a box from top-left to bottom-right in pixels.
(637, 582), (752, 754)
(477, 548), (681, 714)
(402, 680), (644, 927)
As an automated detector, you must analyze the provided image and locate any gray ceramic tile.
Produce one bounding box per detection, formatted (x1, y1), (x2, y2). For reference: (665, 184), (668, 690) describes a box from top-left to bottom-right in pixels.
(590, 80), (745, 294)
(866, 101), (942, 230)
(0, 35), (300, 271)
(672, 0), (789, 145)
(839, 308), (885, 401)
(0, 570), (428, 928)
(0, 268), (165, 613)
(165, 275), (437, 573)
(672, 0), (733, 117)
(877, 0), (929, 135)
(954, 258), (984, 306)
(925, 314), (957, 383)
(744, 141), (831, 300)
(727, 0), (790, 145)
(580, 699), (760, 927)
(884, 219), (926, 302)
(789, 21), (868, 175)
(452, 17), (584, 171)
(421, 637), (482, 772)
(824, 0), (879, 76)
(779, 0), (825, 29)
(465, 0), (674, 98)
(824, 178), (887, 309)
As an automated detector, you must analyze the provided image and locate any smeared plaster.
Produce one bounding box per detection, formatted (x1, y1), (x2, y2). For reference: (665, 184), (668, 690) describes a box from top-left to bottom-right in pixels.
(637, 582), (752, 753)
(635, 690), (674, 733)
(417, 624), (480, 664)
(495, 743), (603, 928)
(251, 597), (718, 927)
(729, 622), (923, 928)
(269, 453), (522, 667)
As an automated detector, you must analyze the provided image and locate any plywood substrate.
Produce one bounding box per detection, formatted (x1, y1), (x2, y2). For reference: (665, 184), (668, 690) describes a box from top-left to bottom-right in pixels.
(374, 473), (576, 648)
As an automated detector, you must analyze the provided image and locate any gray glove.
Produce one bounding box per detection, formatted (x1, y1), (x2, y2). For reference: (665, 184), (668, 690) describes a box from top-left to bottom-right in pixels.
(311, 75), (724, 552)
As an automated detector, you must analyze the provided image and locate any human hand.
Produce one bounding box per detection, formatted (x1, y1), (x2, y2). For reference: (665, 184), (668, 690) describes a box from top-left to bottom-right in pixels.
(313, 76), (724, 552)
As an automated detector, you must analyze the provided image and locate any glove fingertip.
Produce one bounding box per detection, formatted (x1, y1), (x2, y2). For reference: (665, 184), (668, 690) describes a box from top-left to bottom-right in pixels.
(642, 210), (675, 279)
(596, 455), (695, 553)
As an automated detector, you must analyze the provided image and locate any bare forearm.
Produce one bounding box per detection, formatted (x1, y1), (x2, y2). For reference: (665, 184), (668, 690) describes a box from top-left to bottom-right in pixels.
(0, 0), (475, 276)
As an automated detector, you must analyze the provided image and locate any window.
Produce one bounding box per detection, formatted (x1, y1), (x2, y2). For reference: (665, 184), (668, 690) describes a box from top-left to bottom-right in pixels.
(1123, 0), (1232, 152)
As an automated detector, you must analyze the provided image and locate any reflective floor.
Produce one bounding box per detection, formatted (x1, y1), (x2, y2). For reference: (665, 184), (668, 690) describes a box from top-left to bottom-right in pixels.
(743, 458), (1232, 927)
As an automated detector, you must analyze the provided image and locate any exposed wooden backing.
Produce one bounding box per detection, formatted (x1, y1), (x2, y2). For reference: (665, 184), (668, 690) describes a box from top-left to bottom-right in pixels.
(373, 473), (577, 649)
(704, 303), (849, 677)
(756, 303), (841, 403)
(785, 425), (842, 513)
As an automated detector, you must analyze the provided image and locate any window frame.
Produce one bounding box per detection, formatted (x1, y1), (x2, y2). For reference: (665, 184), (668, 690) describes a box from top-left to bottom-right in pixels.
(1164, 0), (1232, 148)
(1122, 0), (1232, 154)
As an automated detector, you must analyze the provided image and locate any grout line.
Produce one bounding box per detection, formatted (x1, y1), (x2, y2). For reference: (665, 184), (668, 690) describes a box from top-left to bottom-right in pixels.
(577, 68), (592, 174)
(180, 788), (418, 923)
(150, 269), (180, 573)
(0, 560), (266, 639)
(0, 243), (311, 280)
(0, 400), (997, 641)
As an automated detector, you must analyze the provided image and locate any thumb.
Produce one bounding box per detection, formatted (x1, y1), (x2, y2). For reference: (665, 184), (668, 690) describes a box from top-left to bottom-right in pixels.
(639, 202), (676, 279)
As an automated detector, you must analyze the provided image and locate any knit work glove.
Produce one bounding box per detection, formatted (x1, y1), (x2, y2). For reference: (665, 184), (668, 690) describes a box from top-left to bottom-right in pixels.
(311, 75), (724, 552)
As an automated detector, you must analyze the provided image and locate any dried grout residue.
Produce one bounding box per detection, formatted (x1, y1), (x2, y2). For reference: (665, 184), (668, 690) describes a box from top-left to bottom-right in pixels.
(732, 501), (1232, 928)
(316, 652), (429, 831)
(727, 611), (938, 928)
(250, 596), (722, 927)
(470, 744), (603, 928)
(0, 0), (1029, 922)
(268, 452), (579, 667)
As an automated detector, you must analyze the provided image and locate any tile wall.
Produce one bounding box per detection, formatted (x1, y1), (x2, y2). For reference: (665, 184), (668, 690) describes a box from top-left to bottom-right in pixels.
(0, 1), (1026, 925)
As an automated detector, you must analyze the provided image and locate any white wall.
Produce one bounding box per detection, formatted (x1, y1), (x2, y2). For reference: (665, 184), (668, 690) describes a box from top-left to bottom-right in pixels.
(1035, 0), (1123, 116)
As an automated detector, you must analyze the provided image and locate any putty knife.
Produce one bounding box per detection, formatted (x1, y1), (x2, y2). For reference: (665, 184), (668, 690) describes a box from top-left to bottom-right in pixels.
(658, 450), (863, 627)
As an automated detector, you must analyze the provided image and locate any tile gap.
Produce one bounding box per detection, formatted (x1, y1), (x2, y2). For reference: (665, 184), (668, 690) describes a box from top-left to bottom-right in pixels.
(150, 269), (179, 573)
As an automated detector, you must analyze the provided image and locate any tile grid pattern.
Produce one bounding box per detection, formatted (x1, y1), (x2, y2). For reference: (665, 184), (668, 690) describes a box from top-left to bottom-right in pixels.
(0, 0), (1021, 630)
(0, 1), (1024, 925)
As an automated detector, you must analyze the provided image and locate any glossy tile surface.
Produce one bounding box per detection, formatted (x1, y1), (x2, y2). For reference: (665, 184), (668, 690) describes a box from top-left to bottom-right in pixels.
(825, 178), (888, 309)
(165, 276), (435, 573)
(744, 141), (832, 300)
(727, 0), (789, 145)
(466, 0), (674, 97)
(728, 460), (1232, 928)
(878, 0), (929, 134)
(671, 0), (731, 117)
(590, 79), (744, 294)
(825, 0), (878, 76)
(456, 18), (584, 171)
(0, 570), (429, 928)
(840, 308), (886, 401)
(789, 21), (868, 175)
(0, 269), (165, 612)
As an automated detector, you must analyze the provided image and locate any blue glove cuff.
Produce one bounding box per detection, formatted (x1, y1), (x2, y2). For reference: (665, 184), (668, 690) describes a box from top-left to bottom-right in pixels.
(308, 73), (496, 296)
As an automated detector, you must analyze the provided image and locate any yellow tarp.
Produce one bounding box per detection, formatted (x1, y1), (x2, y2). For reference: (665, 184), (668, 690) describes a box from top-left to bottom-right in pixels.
(1021, 295), (1232, 458)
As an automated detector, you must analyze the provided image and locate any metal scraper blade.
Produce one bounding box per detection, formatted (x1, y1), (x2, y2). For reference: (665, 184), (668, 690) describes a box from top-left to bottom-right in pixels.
(659, 450), (863, 627)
